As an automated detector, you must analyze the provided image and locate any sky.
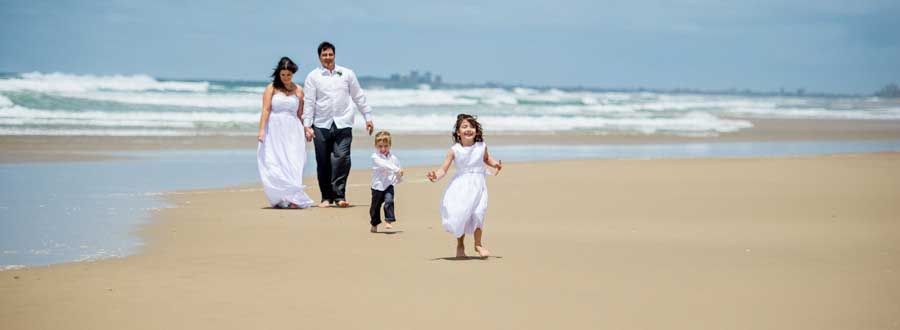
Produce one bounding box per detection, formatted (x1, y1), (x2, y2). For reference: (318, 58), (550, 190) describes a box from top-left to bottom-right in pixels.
(1, 0), (898, 94)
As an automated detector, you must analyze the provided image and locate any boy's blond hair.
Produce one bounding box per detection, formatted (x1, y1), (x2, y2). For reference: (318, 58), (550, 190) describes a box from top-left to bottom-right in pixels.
(374, 131), (392, 145)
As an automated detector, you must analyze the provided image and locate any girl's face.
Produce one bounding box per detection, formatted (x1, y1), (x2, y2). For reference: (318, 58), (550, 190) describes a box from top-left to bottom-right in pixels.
(457, 119), (477, 143)
(279, 70), (293, 86)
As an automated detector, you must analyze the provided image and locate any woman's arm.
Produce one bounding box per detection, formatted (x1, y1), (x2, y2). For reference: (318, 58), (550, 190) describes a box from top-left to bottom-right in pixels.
(295, 87), (304, 122)
(426, 148), (455, 182)
(483, 146), (503, 175)
(258, 84), (274, 142)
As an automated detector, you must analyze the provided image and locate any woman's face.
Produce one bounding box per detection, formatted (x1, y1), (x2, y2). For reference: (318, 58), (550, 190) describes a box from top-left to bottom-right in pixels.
(279, 70), (293, 86)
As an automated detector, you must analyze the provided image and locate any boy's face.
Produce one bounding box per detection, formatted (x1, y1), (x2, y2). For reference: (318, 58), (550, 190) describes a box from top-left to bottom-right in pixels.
(376, 141), (391, 156)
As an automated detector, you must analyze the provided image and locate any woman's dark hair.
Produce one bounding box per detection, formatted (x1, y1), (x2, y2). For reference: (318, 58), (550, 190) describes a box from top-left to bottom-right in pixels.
(452, 113), (484, 144)
(318, 41), (335, 55)
(271, 57), (298, 92)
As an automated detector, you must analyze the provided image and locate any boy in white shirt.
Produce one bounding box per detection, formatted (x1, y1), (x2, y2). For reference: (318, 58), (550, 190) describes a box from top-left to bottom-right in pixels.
(370, 131), (403, 233)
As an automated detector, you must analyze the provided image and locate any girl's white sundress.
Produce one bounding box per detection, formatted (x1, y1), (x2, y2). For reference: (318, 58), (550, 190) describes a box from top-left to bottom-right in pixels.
(257, 92), (314, 209)
(440, 142), (489, 237)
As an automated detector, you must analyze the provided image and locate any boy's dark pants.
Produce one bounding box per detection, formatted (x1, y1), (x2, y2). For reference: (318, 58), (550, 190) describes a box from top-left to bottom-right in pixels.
(370, 185), (395, 226)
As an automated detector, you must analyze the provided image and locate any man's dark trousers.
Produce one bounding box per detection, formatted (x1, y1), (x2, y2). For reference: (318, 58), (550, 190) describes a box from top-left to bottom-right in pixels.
(313, 123), (353, 204)
(370, 185), (395, 226)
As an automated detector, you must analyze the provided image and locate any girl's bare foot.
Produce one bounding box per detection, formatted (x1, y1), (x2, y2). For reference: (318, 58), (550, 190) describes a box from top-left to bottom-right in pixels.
(456, 246), (467, 259)
(318, 201), (332, 208)
(384, 222), (393, 229)
(474, 245), (491, 258)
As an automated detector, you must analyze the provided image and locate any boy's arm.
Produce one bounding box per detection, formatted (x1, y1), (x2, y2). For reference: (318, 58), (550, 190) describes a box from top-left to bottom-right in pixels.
(372, 154), (402, 172)
(394, 155), (404, 182)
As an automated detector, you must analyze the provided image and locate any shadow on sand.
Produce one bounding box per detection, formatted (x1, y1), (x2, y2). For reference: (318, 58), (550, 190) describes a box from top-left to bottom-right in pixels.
(371, 230), (404, 235)
(430, 255), (503, 261)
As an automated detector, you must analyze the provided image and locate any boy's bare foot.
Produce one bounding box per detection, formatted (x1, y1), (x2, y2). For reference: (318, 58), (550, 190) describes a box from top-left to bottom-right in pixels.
(336, 200), (351, 207)
(318, 201), (331, 208)
(456, 246), (467, 259)
(384, 222), (393, 229)
(474, 245), (491, 258)
(370, 226), (377, 233)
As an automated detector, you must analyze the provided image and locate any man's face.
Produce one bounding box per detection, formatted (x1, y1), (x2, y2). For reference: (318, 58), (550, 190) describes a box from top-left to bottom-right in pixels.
(319, 48), (335, 70)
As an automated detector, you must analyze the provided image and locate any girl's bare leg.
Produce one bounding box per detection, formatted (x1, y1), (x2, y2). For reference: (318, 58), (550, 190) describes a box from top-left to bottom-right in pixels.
(456, 235), (467, 258)
(474, 228), (490, 257)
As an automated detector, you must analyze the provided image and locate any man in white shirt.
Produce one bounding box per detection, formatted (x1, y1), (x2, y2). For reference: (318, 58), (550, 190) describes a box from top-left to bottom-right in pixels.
(302, 41), (374, 208)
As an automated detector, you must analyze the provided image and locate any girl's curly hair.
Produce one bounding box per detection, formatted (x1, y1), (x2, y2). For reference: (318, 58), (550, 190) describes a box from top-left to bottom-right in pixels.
(452, 113), (484, 144)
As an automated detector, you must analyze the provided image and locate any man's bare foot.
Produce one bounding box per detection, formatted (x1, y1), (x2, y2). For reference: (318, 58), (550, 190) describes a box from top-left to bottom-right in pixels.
(384, 222), (393, 229)
(318, 201), (332, 208)
(456, 246), (467, 259)
(475, 245), (491, 258)
(336, 200), (351, 207)
(370, 226), (377, 233)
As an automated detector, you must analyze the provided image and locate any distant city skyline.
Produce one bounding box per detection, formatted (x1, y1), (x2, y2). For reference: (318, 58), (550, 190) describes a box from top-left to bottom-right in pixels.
(1, 0), (898, 94)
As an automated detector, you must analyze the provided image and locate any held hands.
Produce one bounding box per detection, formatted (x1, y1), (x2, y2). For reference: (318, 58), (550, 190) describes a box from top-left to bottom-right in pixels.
(365, 121), (374, 135)
(304, 127), (315, 142)
(426, 170), (438, 182)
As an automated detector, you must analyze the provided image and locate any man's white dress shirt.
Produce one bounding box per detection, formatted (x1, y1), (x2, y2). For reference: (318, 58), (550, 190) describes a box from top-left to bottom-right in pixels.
(302, 65), (372, 129)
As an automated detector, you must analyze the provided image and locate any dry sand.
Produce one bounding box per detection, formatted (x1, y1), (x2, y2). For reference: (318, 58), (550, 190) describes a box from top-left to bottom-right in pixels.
(2, 151), (899, 329)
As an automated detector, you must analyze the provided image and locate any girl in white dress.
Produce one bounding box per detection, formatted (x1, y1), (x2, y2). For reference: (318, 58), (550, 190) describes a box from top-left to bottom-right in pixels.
(427, 114), (503, 258)
(256, 57), (314, 209)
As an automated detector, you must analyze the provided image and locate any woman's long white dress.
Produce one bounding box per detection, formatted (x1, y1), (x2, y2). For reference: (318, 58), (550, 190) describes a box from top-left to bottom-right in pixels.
(257, 92), (314, 208)
(440, 142), (489, 237)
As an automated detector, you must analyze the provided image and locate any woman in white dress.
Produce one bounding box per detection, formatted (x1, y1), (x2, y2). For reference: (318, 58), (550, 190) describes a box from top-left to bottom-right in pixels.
(427, 114), (503, 258)
(257, 57), (314, 209)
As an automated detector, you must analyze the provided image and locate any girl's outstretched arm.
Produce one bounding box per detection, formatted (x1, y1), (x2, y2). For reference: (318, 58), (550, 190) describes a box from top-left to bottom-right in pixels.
(426, 148), (454, 182)
(483, 146), (503, 175)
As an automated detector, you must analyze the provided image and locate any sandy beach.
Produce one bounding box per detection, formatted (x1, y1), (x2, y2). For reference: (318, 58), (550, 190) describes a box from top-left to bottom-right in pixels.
(1, 119), (899, 328)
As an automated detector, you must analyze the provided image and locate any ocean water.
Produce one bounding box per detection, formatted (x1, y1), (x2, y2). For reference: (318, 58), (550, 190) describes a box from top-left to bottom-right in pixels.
(2, 72), (900, 137)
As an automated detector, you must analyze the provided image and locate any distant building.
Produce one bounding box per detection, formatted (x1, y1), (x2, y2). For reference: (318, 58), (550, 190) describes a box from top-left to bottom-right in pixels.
(875, 83), (900, 98)
(359, 70), (445, 89)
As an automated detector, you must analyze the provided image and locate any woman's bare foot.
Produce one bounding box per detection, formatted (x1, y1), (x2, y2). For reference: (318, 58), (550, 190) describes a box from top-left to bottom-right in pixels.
(336, 200), (351, 207)
(474, 245), (491, 258)
(370, 225), (377, 233)
(384, 222), (393, 229)
(288, 203), (299, 209)
(318, 201), (332, 208)
(456, 246), (467, 259)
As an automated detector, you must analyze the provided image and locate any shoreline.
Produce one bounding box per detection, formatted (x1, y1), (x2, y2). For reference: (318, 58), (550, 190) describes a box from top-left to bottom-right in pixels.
(1, 152), (898, 329)
(3, 118), (900, 163)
